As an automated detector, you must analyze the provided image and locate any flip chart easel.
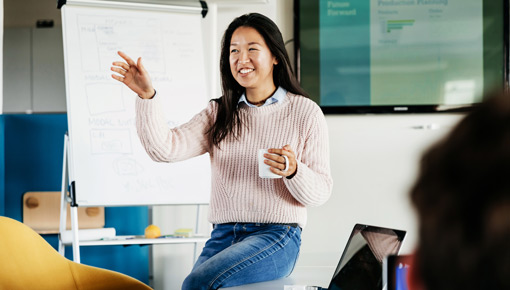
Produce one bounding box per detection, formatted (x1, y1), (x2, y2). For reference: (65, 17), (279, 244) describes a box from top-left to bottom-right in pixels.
(58, 0), (212, 263)
(58, 133), (209, 262)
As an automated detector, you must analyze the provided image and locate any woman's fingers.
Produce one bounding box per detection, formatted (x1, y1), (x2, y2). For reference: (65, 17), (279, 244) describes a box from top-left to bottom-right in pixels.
(137, 57), (146, 73)
(118, 51), (137, 67)
(111, 51), (155, 98)
(111, 53), (139, 83)
(112, 61), (130, 71)
(110, 65), (130, 83)
(264, 158), (287, 171)
(266, 147), (294, 163)
(265, 145), (297, 176)
(111, 66), (127, 76)
(111, 73), (123, 82)
(264, 154), (287, 167)
(111, 58), (133, 83)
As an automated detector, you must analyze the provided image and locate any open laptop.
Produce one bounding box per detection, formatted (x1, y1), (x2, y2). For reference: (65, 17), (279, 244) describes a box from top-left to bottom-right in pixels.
(321, 224), (407, 290)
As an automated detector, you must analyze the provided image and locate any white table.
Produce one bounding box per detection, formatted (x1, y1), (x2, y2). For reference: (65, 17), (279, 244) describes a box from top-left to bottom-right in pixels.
(221, 266), (335, 290)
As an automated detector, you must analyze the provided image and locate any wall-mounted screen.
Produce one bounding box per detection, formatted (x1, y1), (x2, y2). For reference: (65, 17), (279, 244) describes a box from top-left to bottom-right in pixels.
(296, 0), (508, 113)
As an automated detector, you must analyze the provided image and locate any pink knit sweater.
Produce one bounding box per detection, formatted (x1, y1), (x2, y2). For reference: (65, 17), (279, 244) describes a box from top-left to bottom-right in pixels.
(136, 92), (332, 227)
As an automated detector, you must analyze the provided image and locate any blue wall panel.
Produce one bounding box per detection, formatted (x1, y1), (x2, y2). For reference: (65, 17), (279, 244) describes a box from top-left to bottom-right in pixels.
(2, 114), (149, 284)
(0, 116), (5, 216)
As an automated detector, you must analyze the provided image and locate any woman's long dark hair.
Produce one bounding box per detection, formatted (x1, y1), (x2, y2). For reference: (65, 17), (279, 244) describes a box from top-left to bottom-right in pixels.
(208, 13), (308, 147)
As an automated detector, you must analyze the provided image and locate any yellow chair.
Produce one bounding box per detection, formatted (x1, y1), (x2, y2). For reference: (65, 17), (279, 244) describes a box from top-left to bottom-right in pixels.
(0, 216), (152, 290)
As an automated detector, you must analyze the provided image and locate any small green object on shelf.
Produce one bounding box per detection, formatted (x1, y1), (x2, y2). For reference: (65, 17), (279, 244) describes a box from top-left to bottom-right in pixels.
(174, 228), (193, 237)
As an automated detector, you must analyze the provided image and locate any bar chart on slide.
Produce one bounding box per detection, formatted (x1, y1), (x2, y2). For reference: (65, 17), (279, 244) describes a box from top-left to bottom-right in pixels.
(385, 19), (415, 33)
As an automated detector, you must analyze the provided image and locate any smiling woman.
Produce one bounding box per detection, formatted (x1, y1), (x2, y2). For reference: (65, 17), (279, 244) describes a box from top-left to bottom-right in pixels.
(111, 13), (332, 290)
(228, 26), (279, 104)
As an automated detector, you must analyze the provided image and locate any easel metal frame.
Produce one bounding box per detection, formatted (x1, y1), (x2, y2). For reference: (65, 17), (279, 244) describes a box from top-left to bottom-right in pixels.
(58, 133), (81, 261)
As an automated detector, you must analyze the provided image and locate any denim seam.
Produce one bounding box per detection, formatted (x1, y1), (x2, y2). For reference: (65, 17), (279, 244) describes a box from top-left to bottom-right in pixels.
(232, 223), (237, 245)
(287, 248), (300, 277)
(208, 226), (297, 289)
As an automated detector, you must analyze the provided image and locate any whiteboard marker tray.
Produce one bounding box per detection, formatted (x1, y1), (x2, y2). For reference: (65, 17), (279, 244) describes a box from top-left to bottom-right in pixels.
(63, 235), (209, 246)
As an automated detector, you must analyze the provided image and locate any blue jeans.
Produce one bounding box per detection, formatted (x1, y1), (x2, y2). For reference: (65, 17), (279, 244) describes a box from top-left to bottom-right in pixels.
(182, 223), (301, 290)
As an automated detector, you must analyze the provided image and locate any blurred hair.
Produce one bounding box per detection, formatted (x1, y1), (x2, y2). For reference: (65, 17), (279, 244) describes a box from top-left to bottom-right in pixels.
(208, 13), (308, 147)
(410, 90), (510, 290)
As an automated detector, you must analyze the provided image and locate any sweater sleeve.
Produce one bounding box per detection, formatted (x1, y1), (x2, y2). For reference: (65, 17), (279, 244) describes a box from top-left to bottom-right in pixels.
(135, 95), (216, 162)
(283, 106), (333, 207)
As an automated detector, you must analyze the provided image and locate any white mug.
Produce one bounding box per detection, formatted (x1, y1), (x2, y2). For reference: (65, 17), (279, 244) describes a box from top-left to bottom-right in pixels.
(258, 149), (289, 179)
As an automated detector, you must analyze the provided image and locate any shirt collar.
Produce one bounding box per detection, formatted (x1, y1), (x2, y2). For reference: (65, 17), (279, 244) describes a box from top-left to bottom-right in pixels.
(238, 87), (287, 108)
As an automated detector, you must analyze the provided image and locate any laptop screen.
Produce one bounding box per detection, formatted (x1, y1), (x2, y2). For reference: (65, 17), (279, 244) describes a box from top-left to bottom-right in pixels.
(327, 224), (406, 290)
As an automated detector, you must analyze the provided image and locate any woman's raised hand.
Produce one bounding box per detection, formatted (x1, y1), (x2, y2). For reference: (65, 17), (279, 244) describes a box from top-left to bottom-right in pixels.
(111, 51), (155, 99)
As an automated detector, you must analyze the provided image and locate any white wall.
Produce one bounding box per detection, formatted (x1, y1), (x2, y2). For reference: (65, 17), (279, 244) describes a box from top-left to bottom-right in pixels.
(301, 113), (462, 267)
(3, 27), (66, 113)
(3, 0), (65, 113)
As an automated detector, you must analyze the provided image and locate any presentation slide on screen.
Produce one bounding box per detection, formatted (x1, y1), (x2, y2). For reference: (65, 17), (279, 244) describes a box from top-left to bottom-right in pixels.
(320, 0), (484, 107)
